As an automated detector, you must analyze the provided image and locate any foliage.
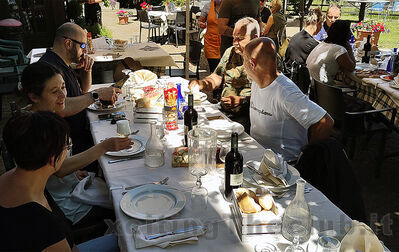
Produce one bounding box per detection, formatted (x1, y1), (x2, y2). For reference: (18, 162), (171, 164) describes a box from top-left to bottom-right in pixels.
(162, 0), (186, 7)
(103, 0), (110, 7)
(85, 23), (113, 38)
(116, 10), (134, 17)
(140, 2), (152, 10)
(66, 0), (83, 21)
(351, 21), (390, 34)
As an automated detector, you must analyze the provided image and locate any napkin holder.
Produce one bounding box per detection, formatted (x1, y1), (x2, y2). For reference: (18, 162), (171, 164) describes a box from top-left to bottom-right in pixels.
(231, 188), (282, 240)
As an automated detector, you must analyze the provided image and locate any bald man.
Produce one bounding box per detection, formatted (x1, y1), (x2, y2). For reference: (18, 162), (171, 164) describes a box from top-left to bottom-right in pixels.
(243, 37), (334, 162)
(39, 23), (120, 169)
(189, 17), (260, 133)
(314, 4), (341, 41)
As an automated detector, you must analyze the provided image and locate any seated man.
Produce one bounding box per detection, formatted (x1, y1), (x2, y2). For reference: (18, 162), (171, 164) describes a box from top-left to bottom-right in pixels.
(313, 4), (341, 41)
(39, 22), (120, 171)
(243, 37), (334, 162)
(189, 17), (260, 133)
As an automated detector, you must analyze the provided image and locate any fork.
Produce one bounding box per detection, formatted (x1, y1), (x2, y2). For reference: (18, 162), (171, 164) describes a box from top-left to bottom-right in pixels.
(122, 177), (169, 195)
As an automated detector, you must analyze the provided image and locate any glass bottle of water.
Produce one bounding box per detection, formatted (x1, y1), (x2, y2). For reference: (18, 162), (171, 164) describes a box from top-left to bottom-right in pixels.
(145, 122), (165, 168)
(281, 178), (312, 252)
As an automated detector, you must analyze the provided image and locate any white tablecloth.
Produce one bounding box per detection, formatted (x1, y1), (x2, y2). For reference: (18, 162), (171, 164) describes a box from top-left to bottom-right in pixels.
(87, 84), (378, 252)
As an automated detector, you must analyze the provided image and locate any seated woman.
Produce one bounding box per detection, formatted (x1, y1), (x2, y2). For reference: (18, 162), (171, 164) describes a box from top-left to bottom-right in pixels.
(262, 0), (287, 50)
(285, 7), (323, 67)
(19, 62), (133, 231)
(306, 20), (356, 85)
(0, 111), (74, 251)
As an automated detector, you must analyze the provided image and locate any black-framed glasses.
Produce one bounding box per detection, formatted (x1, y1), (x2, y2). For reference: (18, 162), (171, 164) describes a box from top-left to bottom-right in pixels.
(63, 36), (86, 49)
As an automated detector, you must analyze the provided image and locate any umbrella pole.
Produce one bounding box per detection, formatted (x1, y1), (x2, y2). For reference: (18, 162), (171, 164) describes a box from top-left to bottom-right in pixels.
(185, 0), (190, 79)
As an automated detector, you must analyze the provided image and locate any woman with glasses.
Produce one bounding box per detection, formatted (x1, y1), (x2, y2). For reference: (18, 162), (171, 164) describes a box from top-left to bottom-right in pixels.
(18, 62), (133, 235)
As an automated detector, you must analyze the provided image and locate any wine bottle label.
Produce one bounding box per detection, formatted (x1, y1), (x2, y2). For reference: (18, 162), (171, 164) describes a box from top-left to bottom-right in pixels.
(230, 173), (243, 186)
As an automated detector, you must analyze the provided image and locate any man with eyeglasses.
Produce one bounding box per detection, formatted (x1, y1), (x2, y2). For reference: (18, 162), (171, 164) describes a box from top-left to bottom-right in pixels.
(39, 22), (120, 172)
(314, 4), (341, 41)
(188, 17), (260, 134)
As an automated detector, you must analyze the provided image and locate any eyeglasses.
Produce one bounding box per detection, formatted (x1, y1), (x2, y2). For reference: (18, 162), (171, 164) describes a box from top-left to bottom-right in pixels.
(63, 36), (86, 49)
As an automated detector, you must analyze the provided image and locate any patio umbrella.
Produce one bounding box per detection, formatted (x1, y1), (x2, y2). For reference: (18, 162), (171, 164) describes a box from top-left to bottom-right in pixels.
(185, 0), (190, 79)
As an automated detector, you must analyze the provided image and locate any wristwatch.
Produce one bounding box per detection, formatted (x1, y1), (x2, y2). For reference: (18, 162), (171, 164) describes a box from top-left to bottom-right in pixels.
(90, 91), (99, 102)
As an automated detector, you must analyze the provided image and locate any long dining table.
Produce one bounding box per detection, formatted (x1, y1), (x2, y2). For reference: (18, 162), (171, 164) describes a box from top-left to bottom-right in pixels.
(87, 83), (388, 252)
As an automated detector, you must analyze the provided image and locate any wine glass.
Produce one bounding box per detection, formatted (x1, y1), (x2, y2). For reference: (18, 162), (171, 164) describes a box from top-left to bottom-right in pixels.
(281, 179), (312, 252)
(188, 128), (217, 211)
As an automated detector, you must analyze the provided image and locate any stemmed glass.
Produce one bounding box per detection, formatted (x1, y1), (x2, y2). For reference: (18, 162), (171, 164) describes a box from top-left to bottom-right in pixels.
(281, 178), (312, 252)
(188, 128), (217, 211)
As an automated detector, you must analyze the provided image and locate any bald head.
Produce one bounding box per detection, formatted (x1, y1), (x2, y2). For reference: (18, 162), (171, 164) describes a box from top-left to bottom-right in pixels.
(54, 22), (86, 45)
(244, 37), (277, 65)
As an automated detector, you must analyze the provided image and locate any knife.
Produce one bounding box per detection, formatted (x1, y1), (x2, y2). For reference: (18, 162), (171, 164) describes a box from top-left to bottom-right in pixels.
(145, 225), (204, 240)
(108, 154), (144, 164)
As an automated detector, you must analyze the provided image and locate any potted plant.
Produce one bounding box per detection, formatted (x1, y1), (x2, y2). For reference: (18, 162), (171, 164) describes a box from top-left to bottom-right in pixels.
(351, 21), (390, 46)
(140, 2), (153, 11)
(116, 10), (131, 24)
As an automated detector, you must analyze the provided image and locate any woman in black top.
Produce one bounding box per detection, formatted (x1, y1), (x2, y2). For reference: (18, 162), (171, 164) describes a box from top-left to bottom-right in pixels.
(285, 7), (323, 67)
(0, 111), (74, 251)
(260, 0), (271, 23)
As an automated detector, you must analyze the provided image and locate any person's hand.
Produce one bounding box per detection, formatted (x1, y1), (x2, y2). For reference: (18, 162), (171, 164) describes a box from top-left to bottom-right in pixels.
(75, 170), (89, 181)
(101, 137), (134, 152)
(198, 21), (206, 29)
(188, 80), (202, 91)
(220, 96), (243, 108)
(95, 87), (122, 104)
(76, 54), (94, 72)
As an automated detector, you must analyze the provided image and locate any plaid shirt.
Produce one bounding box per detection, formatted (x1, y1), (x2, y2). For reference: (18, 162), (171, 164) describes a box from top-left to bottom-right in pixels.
(214, 46), (251, 113)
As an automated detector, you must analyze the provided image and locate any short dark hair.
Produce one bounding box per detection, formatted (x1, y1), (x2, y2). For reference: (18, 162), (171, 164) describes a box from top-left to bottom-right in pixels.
(324, 20), (351, 47)
(20, 62), (61, 102)
(3, 111), (70, 171)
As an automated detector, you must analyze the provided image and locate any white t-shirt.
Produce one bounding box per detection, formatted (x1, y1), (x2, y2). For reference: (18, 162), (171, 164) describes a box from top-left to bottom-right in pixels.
(250, 74), (326, 161)
(306, 42), (347, 85)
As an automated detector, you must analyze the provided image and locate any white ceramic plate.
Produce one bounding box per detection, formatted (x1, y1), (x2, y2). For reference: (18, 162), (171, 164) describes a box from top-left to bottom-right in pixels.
(120, 184), (186, 220)
(389, 83), (399, 89)
(106, 135), (147, 157)
(380, 75), (394, 81)
(184, 91), (207, 103)
(243, 160), (300, 190)
(88, 101), (124, 112)
(201, 119), (244, 138)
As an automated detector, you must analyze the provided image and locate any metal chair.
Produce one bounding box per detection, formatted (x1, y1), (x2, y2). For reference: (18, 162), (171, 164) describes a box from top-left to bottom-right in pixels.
(137, 10), (161, 42)
(168, 11), (187, 47)
(151, 5), (165, 11)
(166, 40), (203, 79)
(314, 80), (397, 176)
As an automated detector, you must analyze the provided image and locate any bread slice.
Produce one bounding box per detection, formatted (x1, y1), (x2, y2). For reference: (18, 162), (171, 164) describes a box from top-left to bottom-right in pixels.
(238, 192), (262, 214)
(257, 193), (274, 211)
(235, 188), (256, 200)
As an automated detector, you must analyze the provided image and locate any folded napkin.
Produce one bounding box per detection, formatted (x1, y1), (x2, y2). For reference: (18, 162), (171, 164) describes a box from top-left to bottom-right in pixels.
(133, 218), (206, 249)
(340, 220), (383, 252)
(258, 149), (288, 186)
(71, 173), (113, 209)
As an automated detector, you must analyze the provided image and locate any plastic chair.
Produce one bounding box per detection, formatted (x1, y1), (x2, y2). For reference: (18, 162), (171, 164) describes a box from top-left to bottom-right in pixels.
(137, 10), (161, 42)
(168, 11), (187, 47)
(166, 40), (203, 79)
(151, 5), (165, 11)
(314, 80), (397, 176)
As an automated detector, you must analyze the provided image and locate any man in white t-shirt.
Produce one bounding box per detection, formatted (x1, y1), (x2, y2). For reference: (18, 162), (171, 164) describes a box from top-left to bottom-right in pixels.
(243, 37), (334, 162)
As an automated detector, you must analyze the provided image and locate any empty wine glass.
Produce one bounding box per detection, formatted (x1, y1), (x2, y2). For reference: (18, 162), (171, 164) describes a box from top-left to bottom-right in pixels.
(188, 128), (217, 211)
(281, 178), (312, 252)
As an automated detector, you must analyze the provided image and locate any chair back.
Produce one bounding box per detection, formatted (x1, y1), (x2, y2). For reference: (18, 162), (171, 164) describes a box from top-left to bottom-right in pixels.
(190, 6), (200, 14)
(289, 61), (311, 95)
(137, 10), (149, 23)
(175, 11), (186, 26)
(152, 5), (165, 11)
(314, 80), (345, 121)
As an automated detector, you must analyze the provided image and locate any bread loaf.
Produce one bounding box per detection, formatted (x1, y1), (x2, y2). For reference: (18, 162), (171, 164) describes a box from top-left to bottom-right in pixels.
(257, 192), (274, 211)
(235, 188), (256, 199)
(237, 192), (262, 214)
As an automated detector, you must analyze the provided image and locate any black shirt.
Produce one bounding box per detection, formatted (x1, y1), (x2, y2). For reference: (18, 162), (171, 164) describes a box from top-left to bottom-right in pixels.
(0, 200), (73, 251)
(260, 7), (271, 23)
(39, 50), (93, 155)
(285, 29), (319, 67)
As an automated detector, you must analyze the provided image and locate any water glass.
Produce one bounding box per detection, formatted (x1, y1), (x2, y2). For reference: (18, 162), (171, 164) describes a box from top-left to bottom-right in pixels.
(116, 120), (131, 136)
(316, 236), (340, 252)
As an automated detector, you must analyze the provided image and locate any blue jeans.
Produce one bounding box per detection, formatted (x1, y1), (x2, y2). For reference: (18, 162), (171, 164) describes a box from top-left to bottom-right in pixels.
(77, 234), (119, 252)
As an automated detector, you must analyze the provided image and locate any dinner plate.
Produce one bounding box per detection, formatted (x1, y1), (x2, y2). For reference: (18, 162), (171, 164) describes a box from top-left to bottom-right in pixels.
(184, 91), (207, 103)
(243, 160), (300, 190)
(380, 75), (394, 81)
(88, 101), (124, 112)
(106, 135), (147, 157)
(120, 184), (186, 220)
(201, 119), (244, 138)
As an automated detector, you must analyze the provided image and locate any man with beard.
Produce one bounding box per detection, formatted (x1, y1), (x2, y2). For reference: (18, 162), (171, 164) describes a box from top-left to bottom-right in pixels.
(189, 17), (259, 133)
(40, 23), (119, 171)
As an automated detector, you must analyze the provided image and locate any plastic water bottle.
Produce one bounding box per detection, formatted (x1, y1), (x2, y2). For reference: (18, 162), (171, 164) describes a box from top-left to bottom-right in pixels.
(350, 35), (357, 58)
(387, 48), (398, 74)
